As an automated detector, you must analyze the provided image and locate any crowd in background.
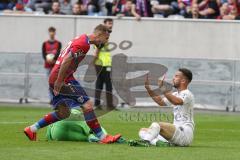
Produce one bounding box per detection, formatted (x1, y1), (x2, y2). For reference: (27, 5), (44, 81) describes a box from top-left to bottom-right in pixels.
(1, 0), (240, 20)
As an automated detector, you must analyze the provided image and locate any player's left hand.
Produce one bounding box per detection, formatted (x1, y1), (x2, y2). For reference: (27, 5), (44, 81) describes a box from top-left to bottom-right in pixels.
(53, 81), (64, 95)
(157, 79), (173, 94)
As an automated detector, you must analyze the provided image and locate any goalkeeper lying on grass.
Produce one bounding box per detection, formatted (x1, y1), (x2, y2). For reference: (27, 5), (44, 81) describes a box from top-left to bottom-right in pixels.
(46, 109), (166, 147)
(46, 109), (125, 143)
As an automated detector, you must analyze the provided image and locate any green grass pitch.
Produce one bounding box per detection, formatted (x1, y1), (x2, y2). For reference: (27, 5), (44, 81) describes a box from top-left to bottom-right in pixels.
(0, 106), (240, 160)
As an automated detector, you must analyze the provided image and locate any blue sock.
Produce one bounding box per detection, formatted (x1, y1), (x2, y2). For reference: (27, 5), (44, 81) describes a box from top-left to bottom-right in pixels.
(31, 112), (60, 132)
(83, 109), (105, 139)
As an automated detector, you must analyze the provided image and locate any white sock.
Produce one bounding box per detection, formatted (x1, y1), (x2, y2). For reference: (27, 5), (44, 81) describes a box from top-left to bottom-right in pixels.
(139, 122), (160, 142)
(156, 135), (168, 143)
(30, 123), (39, 133)
(150, 138), (159, 145)
(139, 129), (156, 142)
(150, 135), (168, 145)
(99, 132), (107, 140)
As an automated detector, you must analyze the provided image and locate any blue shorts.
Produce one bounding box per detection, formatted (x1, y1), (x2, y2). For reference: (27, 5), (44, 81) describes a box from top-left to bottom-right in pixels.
(50, 80), (90, 109)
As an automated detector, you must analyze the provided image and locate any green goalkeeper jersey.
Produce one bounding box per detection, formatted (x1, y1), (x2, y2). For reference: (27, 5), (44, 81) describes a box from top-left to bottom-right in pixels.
(46, 109), (107, 142)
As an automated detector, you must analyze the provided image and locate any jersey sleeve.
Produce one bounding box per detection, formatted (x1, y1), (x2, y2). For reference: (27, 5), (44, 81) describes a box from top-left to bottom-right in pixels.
(178, 91), (192, 105)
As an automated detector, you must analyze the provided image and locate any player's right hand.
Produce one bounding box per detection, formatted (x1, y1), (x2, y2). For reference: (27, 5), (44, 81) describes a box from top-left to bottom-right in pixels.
(48, 59), (56, 64)
(53, 81), (64, 96)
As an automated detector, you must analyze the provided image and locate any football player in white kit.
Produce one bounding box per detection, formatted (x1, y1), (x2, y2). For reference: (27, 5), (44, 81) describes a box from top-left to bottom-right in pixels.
(140, 68), (194, 147)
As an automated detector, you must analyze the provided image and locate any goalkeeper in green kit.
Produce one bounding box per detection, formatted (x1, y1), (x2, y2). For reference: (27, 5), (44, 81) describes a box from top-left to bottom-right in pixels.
(46, 109), (124, 143)
(46, 109), (105, 142)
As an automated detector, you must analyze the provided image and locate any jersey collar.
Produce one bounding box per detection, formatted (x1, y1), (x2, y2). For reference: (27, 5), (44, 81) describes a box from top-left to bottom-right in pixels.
(86, 35), (90, 45)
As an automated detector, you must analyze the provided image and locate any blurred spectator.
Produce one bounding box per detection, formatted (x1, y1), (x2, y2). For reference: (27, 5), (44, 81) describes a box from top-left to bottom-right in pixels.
(27, 0), (52, 13)
(59, 0), (72, 14)
(106, 0), (114, 15)
(227, 0), (237, 8)
(186, 3), (204, 18)
(217, 0), (236, 6)
(135, 0), (153, 17)
(218, 2), (230, 18)
(72, 2), (87, 14)
(112, 0), (126, 15)
(2, 0), (36, 14)
(0, 0), (15, 10)
(42, 27), (61, 102)
(78, 0), (88, 14)
(218, 2), (238, 19)
(151, 0), (178, 17)
(88, 0), (99, 15)
(118, 0), (141, 20)
(49, 1), (65, 14)
(98, 0), (108, 15)
(42, 27), (62, 76)
(88, 0), (107, 15)
(234, 7), (240, 19)
(2, 0), (240, 20)
(177, 0), (192, 16)
(198, 0), (220, 19)
(13, 0), (33, 12)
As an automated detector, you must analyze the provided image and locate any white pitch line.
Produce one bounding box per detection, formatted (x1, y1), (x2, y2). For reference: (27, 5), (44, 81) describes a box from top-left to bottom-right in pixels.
(0, 122), (28, 124)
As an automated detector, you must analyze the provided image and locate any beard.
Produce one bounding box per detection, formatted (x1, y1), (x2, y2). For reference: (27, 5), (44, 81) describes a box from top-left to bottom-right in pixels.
(96, 43), (105, 49)
(173, 82), (179, 88)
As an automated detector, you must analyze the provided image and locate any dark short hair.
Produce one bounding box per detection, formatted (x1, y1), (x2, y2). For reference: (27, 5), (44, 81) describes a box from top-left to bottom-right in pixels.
(48, 26), (56, 32)
(103, 18), (113, 24)
(52, 0), (59, 3)
(179, 68), (192, 83)
(74, 2), (81, 6)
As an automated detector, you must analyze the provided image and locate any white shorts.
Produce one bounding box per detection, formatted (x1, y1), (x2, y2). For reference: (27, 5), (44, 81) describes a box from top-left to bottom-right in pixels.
(169, 124), (194, 146)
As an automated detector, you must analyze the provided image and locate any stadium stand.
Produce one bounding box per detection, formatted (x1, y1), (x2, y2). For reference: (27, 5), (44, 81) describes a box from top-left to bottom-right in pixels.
(1, 0), (240, 20)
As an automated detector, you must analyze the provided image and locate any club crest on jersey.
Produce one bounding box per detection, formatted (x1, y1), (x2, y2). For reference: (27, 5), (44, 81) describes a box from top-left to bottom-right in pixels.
(77, 96), (85, 103)
(72, 49), (85, 59)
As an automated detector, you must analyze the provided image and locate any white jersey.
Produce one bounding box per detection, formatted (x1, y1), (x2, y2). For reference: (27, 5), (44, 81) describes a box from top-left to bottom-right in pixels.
(163, 89), (195, 130)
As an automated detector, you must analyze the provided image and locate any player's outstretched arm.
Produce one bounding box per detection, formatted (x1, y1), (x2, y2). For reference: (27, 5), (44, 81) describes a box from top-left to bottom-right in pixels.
(54, 54), (74, 95)
(163, 92), (183, 105)
(145, 74), (166, 106)
(157, 79), (183, 106)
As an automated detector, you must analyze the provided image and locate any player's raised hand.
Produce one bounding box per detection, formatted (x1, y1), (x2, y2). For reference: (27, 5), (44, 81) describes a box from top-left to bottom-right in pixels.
(158, 74), (165, 88)
(53, 81), (63, 96)
(157, 74), (173, 94)
(145, 73), (151, 89)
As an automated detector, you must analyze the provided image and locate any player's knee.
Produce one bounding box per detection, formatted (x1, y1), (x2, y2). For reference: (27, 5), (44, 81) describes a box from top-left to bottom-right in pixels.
(159, 122), (164, 127)
(139, 128), (147, 139)
(139, 128), (147, 133)
(150, 122), (160, 130)
(56, 105), (71, 119)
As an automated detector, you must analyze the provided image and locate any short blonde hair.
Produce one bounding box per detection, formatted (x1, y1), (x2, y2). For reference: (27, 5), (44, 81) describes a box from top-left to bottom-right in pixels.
(94, 24), (110, 35)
